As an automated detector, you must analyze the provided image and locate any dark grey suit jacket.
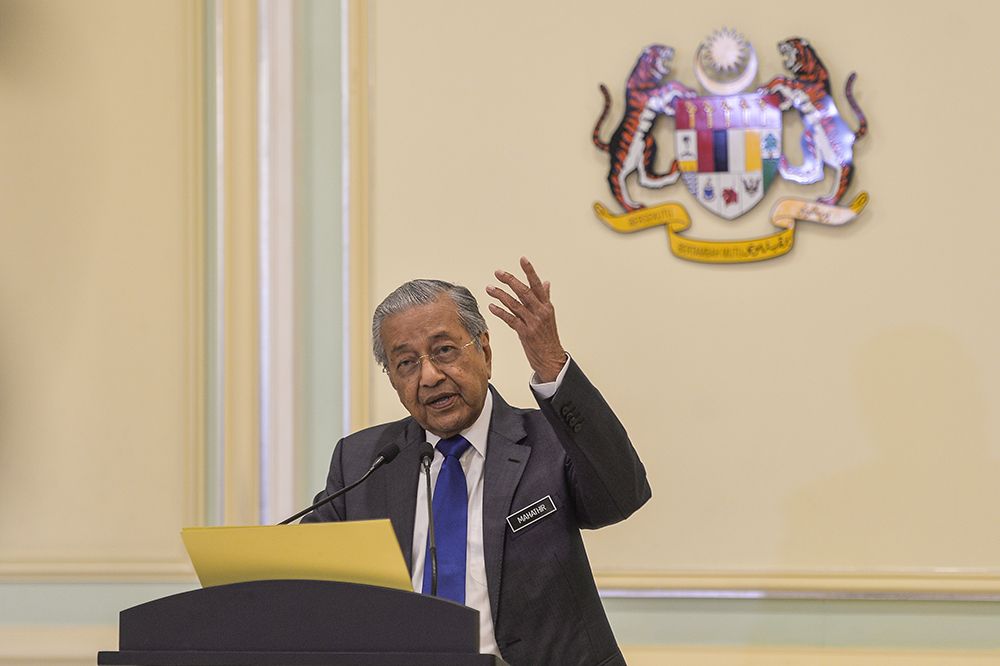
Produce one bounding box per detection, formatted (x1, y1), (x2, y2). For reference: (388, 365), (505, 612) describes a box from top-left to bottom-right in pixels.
(304, 360), (651, 665)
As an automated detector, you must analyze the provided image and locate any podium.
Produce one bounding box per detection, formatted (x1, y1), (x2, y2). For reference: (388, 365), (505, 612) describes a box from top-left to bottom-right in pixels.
(97, 579), (507, 665)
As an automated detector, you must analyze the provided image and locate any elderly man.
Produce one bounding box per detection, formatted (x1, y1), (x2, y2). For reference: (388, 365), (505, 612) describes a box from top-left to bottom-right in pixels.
(304, 258), (650, 665)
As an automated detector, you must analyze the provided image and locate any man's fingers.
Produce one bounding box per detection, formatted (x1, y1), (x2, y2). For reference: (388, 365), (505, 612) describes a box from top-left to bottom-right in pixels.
(488, 303), (521, 330)
(520, 257), (547, 301)
(495, 269), (542, 308)
(486, 285), (529, 320)
(494, 269), (530, 296)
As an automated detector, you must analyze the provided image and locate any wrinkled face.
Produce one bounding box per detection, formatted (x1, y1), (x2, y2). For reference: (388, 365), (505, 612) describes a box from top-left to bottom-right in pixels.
(380, 297), (492, 438)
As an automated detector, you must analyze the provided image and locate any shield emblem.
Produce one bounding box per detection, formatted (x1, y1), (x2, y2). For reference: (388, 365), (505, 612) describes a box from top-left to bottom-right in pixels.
(673, 93), (782, 220)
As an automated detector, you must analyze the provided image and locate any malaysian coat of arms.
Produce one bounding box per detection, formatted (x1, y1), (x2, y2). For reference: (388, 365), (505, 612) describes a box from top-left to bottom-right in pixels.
(592, 29), (869, 263)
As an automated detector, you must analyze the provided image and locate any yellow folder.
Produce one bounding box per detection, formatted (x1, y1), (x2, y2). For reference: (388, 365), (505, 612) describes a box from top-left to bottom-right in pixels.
(181, 520), (411, 591)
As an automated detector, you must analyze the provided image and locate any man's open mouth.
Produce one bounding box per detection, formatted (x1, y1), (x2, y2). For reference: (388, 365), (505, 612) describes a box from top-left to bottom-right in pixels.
(425, 393), (457, 409)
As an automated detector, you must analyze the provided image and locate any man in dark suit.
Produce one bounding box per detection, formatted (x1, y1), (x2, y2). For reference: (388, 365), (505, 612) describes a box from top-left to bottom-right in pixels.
(304, 258), (650, 665)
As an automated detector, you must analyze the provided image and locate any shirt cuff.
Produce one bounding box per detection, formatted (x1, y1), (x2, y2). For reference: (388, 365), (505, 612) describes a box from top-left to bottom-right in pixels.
(529, 353), (571, 399)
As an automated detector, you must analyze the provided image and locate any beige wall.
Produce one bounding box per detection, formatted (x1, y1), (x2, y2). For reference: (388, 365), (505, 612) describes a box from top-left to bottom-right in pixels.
(0, 0), (207, 661)
(366, 0), (1000, 593)
(0, 0), (204, 578)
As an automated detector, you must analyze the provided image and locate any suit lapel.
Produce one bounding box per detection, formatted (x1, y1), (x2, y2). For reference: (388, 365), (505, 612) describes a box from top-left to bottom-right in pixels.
(384, 418), (424, 572)
(482, 386), (529, 623)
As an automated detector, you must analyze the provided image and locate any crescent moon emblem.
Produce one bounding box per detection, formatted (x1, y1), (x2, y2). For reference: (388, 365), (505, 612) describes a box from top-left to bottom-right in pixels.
(694, 46), (759, 96)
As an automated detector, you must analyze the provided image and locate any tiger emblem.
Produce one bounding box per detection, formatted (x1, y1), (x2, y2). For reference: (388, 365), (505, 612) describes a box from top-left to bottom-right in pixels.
(762, 38), (868, 205)
(593, 45), (697, 211)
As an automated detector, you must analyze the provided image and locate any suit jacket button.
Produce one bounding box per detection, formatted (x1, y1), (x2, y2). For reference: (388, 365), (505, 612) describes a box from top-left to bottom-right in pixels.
(573, 423), (583, 432)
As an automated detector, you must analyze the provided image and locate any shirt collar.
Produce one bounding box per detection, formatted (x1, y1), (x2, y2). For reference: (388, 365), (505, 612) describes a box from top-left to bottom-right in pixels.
(424, 389), (492, 459)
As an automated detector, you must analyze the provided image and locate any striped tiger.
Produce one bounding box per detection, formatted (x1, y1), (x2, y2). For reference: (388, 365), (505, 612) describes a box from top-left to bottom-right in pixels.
(762, 38), (868, 205)
(593, 44), (697, 212)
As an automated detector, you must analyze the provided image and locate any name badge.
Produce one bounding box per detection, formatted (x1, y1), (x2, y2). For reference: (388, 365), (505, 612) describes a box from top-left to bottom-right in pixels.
(506, 495), (557, 533)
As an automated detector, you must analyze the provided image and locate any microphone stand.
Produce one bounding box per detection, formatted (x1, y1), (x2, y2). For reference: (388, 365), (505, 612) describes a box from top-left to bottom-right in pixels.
(278, 445), (398, 525)
(421, 450), (438, 596)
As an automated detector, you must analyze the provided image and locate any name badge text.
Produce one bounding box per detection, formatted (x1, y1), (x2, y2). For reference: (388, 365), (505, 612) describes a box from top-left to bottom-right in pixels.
(506, 495), (557, 533)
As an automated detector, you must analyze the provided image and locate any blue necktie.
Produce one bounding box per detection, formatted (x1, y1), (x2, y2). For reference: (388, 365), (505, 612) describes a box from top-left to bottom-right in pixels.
(423, 435), (471, 604)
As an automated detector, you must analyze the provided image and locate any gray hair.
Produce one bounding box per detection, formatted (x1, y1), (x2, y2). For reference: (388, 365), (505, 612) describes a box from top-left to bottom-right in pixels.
(372, 279), (488, 369)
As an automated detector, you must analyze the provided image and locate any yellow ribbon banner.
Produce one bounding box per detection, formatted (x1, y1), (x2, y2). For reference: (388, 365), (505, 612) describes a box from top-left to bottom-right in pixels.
(593, 192), (869, 264)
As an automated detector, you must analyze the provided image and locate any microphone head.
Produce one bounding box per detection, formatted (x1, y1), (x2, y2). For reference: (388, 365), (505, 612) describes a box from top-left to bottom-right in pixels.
(375, 443), (401, 466)
(419, 441), (435, 465)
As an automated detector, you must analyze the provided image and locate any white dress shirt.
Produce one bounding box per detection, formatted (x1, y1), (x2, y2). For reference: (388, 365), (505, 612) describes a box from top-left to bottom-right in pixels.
(409, 357), (570, 656)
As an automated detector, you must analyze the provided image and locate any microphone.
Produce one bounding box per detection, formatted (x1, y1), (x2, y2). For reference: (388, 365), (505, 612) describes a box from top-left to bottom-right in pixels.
(419, 442), (438, 596)
(373, 443), (401, 469)
(419, 441), (435, 470)
(278, 442), (401, 525)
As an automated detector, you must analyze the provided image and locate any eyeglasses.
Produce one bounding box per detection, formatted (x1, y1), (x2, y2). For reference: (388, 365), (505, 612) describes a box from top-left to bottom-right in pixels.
(385, 339), (477, 379)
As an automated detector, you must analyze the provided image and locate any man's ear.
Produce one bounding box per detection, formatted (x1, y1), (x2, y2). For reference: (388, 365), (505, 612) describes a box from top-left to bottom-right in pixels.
(480, 331), (492, 379)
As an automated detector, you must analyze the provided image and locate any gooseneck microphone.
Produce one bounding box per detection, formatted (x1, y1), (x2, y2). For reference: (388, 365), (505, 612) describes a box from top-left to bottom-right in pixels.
(419, 441), (438, 596)
(278, 442), (401, 525)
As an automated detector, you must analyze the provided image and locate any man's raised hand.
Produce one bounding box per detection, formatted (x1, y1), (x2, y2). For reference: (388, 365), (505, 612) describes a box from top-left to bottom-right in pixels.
(486, 257), (567, 383)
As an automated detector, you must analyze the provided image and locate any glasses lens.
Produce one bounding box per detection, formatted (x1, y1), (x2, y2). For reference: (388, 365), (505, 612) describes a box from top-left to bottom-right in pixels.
(394, 358), (417, 377)
(392, 340), (473, 378)
(432, 345), (461, 365)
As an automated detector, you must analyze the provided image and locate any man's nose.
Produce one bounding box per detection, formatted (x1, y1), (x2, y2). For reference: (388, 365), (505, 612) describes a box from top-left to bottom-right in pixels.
(418, 356), (446, 385)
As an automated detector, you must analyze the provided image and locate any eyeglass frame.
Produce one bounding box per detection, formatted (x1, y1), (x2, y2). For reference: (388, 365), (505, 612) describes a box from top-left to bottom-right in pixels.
(383, 338), (479, 378)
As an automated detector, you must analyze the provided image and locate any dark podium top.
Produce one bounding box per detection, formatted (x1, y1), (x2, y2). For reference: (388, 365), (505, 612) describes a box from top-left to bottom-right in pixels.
(98, 579), (507, 665)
